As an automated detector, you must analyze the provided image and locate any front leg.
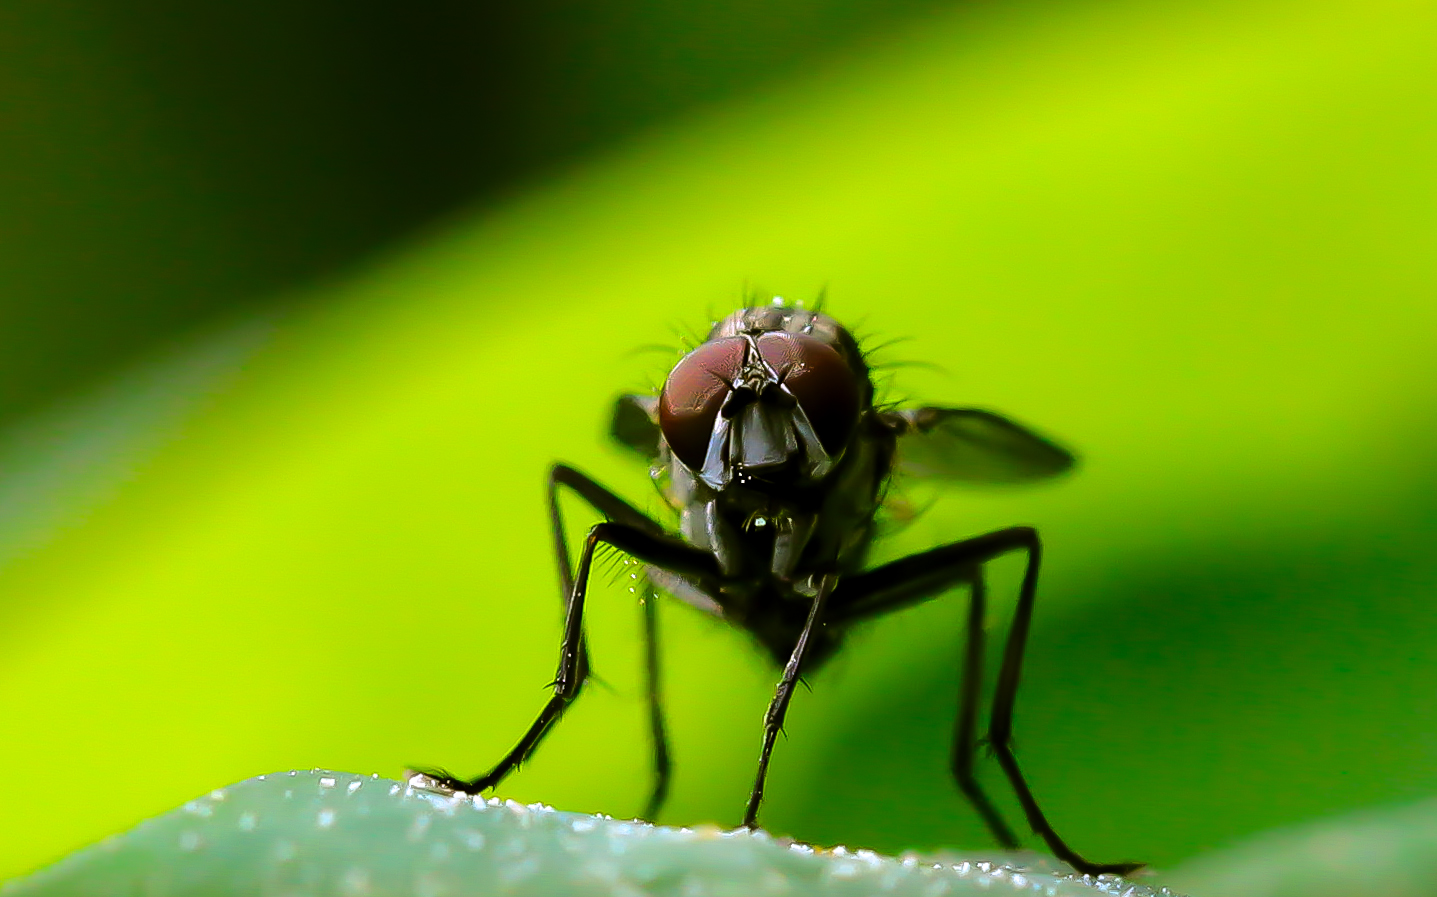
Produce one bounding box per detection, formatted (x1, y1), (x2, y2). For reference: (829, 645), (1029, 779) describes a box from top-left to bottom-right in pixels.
(415, 521), (721, 797)
(548, 464), (675, 818)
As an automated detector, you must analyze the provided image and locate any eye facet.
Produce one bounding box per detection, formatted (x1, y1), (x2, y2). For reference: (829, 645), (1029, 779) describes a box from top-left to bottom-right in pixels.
(658, 337), (748, 471)
(755, 333), (859, 456)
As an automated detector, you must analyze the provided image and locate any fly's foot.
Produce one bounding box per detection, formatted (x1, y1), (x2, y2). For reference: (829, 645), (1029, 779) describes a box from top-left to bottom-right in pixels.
(404, 766), (492, 797)
(1068, 858), (1145, 877)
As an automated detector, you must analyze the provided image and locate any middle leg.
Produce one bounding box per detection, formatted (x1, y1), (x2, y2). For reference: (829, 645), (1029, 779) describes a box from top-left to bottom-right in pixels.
(639, 580), (671, 820)
(953, 570), (1020, 849)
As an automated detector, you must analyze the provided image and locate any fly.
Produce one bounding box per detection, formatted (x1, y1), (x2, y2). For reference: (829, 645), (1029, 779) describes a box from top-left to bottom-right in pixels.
(416, 298), (1140, 875)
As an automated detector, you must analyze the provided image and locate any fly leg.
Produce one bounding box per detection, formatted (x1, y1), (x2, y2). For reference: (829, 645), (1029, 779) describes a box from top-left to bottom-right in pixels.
(954, 570), (1021, 849)
(415, 465), (699, 819)
(828, 527), (1141, 876)
(547, 465), (675, 819)
(639, 578), (671, 820)
(744, 573), (835, 828)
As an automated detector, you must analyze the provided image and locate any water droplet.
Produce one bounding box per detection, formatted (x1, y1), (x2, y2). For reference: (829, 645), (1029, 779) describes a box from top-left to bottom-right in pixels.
(407, 813), (432, 842)
(178, 831), (202, 852)
(209, 789), (227, 801)
(458, 828), (486, 851)
(318, 809), (336, 829)
(348, 780), (363, 794)
(238, 812), (258, 832)
(319, 776), (337, 788)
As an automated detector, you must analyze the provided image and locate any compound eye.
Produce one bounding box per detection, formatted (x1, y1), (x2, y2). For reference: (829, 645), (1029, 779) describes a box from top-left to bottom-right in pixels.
(755, 332), (860, 456)
(659, 337), (748, 471)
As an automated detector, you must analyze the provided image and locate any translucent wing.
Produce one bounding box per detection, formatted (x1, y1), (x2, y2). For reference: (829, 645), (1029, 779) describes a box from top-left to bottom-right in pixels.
(610, 394), (662, 460)
(886, 407), (1076, 484)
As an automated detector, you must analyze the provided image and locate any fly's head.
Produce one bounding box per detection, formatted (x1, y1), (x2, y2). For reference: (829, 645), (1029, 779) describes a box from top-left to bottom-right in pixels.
(657, 305), (869, 496)
(652, 304), (880, 583)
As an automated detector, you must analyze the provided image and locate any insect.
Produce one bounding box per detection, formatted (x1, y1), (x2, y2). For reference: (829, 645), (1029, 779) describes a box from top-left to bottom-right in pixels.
(416, 298), (1139, 875)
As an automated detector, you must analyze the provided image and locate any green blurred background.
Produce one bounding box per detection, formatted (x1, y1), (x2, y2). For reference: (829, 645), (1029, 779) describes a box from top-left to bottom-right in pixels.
(2, 0), (1436, 887)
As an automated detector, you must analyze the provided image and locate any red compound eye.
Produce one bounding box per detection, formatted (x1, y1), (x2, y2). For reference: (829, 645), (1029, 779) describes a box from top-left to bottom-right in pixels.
(755, 332), (859, 456)
(659, 337), (748, 471)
